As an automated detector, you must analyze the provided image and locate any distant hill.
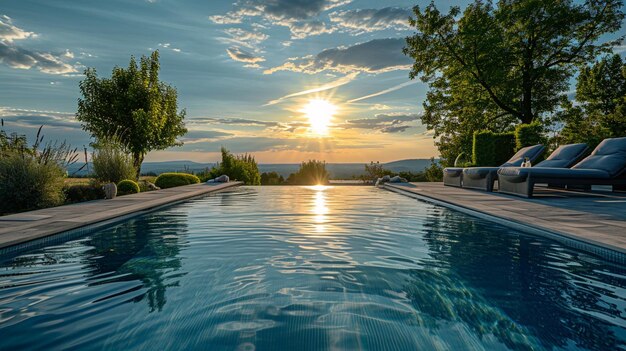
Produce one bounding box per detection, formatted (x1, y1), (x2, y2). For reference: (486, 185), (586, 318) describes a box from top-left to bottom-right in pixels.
(67, 159), (437, 179)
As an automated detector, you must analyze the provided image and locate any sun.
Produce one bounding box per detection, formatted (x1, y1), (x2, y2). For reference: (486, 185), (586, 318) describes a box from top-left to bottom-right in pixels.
(301, 99), (336, 136)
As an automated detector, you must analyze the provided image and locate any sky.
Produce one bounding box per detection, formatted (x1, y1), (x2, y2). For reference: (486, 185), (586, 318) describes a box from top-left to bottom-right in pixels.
(0, 0), (624, 163)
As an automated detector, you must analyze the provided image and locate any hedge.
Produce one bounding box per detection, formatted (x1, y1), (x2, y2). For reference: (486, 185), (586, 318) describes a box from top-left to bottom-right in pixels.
(472, 130), (515, 166)
(154, 172), (200, 189)
(117, 179), (140, 195)
(515, 122), (545, 151)
(65, 184), (105, 203)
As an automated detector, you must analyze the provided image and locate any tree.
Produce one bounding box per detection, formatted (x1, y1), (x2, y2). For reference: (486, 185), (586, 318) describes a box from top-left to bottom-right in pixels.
(404, 0), (624, 163)
(260, 171), (284, 185)
(209, 147), (261, 185)
(556, 54), (626, 146)
(286, 160), (329, 185)
(77, 51), (187, 178)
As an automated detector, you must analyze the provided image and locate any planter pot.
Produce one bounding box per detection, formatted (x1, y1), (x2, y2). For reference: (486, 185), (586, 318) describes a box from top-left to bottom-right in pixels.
(103, 183), (117, 199)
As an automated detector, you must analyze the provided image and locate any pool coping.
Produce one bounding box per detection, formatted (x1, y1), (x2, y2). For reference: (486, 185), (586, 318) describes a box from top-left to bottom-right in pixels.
(384, 183), (626, 264)
(0, 182), (242, 255)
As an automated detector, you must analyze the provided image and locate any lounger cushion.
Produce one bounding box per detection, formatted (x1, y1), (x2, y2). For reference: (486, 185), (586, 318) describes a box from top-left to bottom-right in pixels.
(502, 144), (545, 167)
(443, 167), (463, 177)
(463, 167), (499, 180)
(572, 137), (626, 177)
(536, 143), (588, 168)
(498, 167), (610, 183)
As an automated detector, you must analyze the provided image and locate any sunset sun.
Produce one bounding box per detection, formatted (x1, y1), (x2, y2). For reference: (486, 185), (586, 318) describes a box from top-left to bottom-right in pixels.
(302, 99), (336, 136)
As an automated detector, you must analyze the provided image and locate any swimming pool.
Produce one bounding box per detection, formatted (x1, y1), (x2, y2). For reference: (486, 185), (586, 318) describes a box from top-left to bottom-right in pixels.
(0, 186), (624, 350)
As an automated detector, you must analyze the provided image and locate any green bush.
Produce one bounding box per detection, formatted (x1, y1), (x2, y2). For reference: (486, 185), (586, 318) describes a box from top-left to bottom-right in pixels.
(286, 160), (329, 185)
(92, 137), (136, 183)
(154, 172), (200, 189)
(260, 171), (284, 185)
(472, 130), (515, 166)
(424, 157), (443, 182)
(0, 153), (66, 214)
(208, 147), (261, 185)
(65, 183), (105, 203)
(515, 122), (546, 150)
(117, 179), (140, 195)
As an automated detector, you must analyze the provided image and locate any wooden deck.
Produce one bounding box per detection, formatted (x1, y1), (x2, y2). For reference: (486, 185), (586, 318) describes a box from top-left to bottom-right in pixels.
(384, 182), (626, 256)
(0, 182), (242, 249)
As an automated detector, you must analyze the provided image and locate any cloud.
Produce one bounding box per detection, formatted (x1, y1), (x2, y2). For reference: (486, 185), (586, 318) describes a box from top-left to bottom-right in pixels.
(0, 15), (76, 74)
(0, 15), (36, 42)
(226, 47), (265, 66)
(0, 107), (79, 129)
(343, 113), (420, 133)
(347, 80), (418, 103)
(210, 0), (351, 39)
(179, 129), (234, 143)
(158, 42), (182, 53)
(286, 20), (335, 39)
(188, 117), (280, 127)
(266, 72), (359, 105)
(221, 28), (269, 49)
(329, 8), (411, 34)
(264, 38), (411, 74)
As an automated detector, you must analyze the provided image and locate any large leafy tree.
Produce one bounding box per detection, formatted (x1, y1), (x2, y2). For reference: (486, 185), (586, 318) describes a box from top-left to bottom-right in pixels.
(404, 0), (624, 164)
(77, 51), (187, 178)
(557, 54), (626, 146)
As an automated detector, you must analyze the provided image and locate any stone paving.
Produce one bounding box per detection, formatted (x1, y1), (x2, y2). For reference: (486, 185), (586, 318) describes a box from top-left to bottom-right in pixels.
(0, 182), (242, 249)
(384, 182), (626, 255)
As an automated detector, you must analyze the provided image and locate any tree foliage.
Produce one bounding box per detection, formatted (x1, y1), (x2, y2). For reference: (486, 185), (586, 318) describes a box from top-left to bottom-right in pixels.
(260, 171), (284, 185)
(404, 0), (624, 164)
(287, 160), (329, 185)
(556, 54), (626, 147)
(77, 51), (187, 177)
(209, 147), (261, 185)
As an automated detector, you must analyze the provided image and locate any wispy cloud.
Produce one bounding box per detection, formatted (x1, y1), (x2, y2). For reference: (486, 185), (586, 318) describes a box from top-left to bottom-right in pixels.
(347, 80), (418, 103)
(226, 47), (265, 67)
(0, 15), (76, 74)
(264, 38), (411, 75)
(265, 72), (359, 105)
(343, 113), (420, 133)
(209, 0), (351, 39)
(329, 7), (411, 34)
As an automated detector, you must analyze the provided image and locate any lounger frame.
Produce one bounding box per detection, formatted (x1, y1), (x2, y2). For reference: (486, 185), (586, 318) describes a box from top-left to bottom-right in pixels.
(499, 175), (626, 198)
(462, 171), (497, 192)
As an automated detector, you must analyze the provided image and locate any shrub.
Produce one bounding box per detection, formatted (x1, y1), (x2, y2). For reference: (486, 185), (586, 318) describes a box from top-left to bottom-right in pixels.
(0, 125), (76, 214)
(154, 172), (200, 189)
(515, 122), (546, 150)
(92, 137), (136, 183)
(260, 171), (284, 185)
(0, 154), (66, 214)
(117, 179), (140, 195)
(424, 157), (443, 182)
(65, 183), (105, 203)
(209, 147), (261, 185)
(286, 160), (329, 185)
(363, 161), (394, 181)
(472, 130), (515, 166)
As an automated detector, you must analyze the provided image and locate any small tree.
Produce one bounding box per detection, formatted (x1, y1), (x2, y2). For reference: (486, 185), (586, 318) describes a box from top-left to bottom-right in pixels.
(210, 147), (261, 185)
(77, 51), (187, 178)
(287, 160), (329, 185)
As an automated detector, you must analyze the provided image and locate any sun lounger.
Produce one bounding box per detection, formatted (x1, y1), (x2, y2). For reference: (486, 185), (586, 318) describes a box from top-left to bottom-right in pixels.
(443, 144), (545, 191)
(498, 137), (626, 198)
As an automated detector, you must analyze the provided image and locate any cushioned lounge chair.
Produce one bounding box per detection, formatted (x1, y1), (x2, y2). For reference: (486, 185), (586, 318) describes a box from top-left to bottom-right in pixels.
(498, 137), (626, 198)
(443, 144), (545, 191)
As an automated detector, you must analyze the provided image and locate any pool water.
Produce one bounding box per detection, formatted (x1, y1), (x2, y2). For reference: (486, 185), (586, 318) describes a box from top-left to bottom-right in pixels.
(0, 186), (624, 350)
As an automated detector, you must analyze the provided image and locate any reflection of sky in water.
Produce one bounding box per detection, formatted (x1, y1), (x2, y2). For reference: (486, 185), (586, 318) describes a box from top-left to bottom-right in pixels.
(0, 186), (625, 351)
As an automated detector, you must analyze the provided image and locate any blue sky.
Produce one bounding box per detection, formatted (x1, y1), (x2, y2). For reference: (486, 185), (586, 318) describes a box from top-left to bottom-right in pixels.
(0, 0), (624, 163)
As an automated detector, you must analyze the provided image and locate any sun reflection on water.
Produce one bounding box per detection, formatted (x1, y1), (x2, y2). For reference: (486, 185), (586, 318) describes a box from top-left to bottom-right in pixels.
(310, 185), (329, 233)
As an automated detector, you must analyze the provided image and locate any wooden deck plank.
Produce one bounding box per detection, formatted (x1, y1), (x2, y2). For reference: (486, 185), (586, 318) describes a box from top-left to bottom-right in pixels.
(0, 182), (242, 249)
(384, 182), (626, 255)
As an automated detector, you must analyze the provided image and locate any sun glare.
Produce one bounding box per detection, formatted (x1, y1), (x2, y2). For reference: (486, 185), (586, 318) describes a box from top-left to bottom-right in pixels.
(302, 99), (336, 136)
